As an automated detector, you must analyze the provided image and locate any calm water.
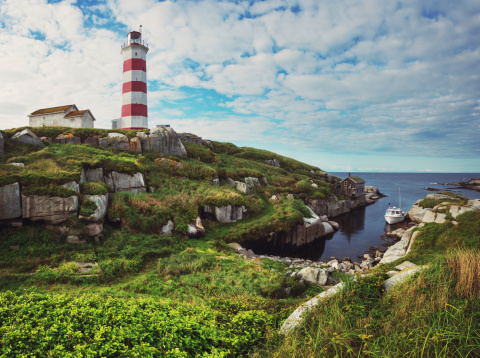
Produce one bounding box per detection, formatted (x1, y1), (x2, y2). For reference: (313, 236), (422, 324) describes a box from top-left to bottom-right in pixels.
(246, 172), (480, 261)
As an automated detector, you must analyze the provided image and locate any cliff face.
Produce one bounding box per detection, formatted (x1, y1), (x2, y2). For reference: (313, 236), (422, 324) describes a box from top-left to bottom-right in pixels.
(305, 195), (367, 217)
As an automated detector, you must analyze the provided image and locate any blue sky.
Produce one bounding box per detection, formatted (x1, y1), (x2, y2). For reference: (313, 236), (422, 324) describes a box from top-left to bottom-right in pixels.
(1, 0), (479, 173)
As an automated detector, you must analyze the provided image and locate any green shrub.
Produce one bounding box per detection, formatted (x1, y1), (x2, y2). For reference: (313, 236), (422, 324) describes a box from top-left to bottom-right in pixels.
(80, 180), (111, 195)
(79, 198), (98, 217)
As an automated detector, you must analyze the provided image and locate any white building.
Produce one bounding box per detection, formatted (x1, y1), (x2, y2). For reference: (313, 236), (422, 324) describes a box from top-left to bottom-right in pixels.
(28, 105), (95, 128)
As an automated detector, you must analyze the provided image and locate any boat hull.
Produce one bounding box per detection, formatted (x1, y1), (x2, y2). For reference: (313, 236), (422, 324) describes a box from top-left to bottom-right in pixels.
(384, 215), (405, 224)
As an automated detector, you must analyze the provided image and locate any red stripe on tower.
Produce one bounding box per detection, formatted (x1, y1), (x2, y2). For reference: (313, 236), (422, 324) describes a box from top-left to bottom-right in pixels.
(123, 58), (147, 72)
(122, 81), (147, 94)
(118, 28), (149, 129)
(121, 104), (148, 117)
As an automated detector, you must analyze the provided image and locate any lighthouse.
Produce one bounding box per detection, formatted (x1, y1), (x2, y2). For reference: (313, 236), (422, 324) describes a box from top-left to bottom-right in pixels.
(118, 26), (149, 129)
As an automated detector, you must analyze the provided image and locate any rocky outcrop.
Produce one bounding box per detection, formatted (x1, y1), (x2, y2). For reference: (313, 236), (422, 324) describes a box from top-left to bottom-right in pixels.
(379, 227), (417, 264)
(265, 159), (280, 167)
(22, 195), (78, 224)
(104, 172), (146, 194)
(54, 134), (81, 145)
(11, 129), (45, 148)
(0, 183), (22, 220)
(305, 197), (353, 217)
(205, 205), (246, 223)
(178, 133), (202, 145)
(449, 178), (480, 192)
(148, 127), (187, 157)
(99, 133), (131, 151)
(295, 267), (328, 285)
(407, 204), (429, 223)
(0, 131), (4, 154)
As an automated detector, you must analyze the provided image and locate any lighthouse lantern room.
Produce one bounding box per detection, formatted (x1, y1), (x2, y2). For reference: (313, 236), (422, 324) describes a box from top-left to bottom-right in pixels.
(117, 26), (149, 129)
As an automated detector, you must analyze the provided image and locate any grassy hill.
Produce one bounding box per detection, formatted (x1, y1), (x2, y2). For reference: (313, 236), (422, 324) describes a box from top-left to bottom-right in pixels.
(0, 127), (479, 357)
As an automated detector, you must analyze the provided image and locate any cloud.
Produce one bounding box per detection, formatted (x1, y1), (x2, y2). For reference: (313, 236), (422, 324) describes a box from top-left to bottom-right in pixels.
(1, 0), (479, 172)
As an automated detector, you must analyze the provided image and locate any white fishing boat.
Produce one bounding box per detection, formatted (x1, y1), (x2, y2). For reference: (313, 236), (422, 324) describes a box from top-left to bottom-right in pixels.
(384, 188), (406, 224)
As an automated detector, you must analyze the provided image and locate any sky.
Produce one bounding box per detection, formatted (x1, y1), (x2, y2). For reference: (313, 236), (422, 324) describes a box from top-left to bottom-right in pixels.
(0, 0), (479, 173)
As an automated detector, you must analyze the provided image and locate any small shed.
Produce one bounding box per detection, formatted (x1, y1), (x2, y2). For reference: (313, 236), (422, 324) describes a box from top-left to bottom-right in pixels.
(28, 105), (95, 128)
(341, 173), (365, 198)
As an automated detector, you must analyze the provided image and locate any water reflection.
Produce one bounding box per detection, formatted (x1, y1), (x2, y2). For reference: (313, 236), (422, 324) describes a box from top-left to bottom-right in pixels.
(334, 208), (366, 241)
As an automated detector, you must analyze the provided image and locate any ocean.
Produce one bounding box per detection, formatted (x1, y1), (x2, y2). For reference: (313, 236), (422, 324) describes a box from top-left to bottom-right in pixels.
(247, 172), (480, 261)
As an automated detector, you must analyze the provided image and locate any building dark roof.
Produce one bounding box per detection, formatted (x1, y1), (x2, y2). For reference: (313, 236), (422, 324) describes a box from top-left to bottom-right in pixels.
(30, 105), (76, 116)
(350, 176), (365, 184)
(64, 110), (87, 117)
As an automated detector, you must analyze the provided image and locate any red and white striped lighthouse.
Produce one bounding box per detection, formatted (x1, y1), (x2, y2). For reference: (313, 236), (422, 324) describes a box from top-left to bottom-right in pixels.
(119, 27), (149, 129)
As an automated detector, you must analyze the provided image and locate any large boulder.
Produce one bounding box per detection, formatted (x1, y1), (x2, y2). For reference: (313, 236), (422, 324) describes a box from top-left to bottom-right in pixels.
(0, 182), (22, 220)
(407, 203), (429, 223)
(129, 137), (142, 153)
(0, 131), (4, 154)
(147, 127), (187, 157)
(104, 172), (146, 194)
(79, 194), (108, 222)
(11, 129), (45, 148)
(22, 195), (78, 224)
(104, 133), (130, 151)
(214, 205), (245, 223)
(296, 267), (328, 285)
(62, 181), (80, 194)
(84, 168), (104, 182)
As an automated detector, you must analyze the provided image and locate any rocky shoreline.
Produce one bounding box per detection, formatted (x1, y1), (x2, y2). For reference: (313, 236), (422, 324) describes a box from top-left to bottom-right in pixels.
(448, 177), (480, 192)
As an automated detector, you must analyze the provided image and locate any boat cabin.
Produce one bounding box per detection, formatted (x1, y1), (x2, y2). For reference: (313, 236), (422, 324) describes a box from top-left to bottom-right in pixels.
(386, 208), (403, 216)
(340, 173), (365, 198)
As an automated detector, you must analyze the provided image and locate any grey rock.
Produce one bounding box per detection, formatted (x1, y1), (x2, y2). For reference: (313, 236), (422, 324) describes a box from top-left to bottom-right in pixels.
(148, 127), (187, 157)
(0, 182), (22, 220)
(62, 181), (80, 194)
(285, 287), (292, 297)
(54, 134), (81, 145)
(22, 195), (78, 224)
(450, 205), (474, 219)
(226, 177), (236, 186)
(66, 235), (86, 244)
(384, 265), (429, 292)
(236, 182), (247, 194)
(262, 177), (269, 186)
(129, 137), (142, 153)
(84, 222), (103, 236)
(215, 205), (244, 223)
(12, 129), (45, 148)
(107, 133), (130, 151)
(0, 131), (4, 154)
(280, 282), (345, 335)
(425, 193), (461, 201)
(7, 163), (24, 167)
(265, 159), (281, 167)
(245, 177), (261, 194)
(210, 178), (220, 186)
(80, 195), (108, 222)
(395, 261), (416, 271)
(161, 220), (174, 235)
(228, 242), (244, 251)
(85, 168), (104, 182)
(106, 172), (146, 194)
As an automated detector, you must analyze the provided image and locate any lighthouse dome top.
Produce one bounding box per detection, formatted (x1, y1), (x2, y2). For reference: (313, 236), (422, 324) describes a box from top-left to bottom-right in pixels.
(122, 30), (148, 49)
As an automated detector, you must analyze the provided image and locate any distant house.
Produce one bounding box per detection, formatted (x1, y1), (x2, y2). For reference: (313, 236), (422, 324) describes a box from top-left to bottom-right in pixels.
(28, 105), (95, 128)
(341, 173), (365, 198)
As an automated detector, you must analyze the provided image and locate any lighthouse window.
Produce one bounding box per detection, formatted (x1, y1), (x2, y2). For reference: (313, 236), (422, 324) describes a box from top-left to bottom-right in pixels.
(135, 52), (137, 56)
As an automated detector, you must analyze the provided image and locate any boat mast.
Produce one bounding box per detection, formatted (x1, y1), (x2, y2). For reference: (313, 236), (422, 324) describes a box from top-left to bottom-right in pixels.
(399, 187), (401, 209)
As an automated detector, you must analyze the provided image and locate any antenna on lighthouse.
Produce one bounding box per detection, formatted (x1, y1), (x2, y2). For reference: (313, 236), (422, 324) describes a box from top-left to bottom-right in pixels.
(139, 25), (142, 33)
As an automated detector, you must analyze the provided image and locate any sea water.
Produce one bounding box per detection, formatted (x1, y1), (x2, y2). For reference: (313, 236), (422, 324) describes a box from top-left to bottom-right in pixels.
(245, 172), (480, 261)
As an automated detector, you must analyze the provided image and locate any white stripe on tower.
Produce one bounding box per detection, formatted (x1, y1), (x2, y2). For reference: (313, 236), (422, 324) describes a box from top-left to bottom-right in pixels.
(120, 29), (149, 129)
